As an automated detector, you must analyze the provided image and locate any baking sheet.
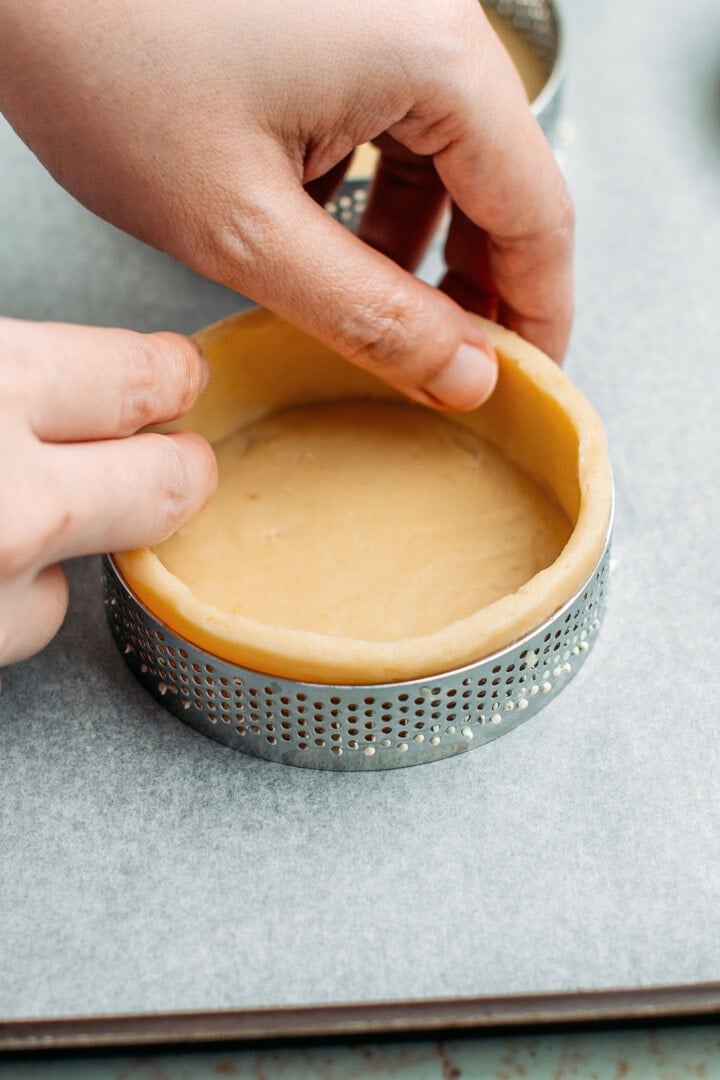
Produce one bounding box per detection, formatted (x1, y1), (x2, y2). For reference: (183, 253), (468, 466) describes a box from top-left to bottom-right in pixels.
(2, 0), (720, 1038)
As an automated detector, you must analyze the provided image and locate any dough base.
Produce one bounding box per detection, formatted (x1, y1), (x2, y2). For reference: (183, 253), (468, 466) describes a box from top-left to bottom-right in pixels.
(115, 310), (612, 684)
(153, 400), (571, 641)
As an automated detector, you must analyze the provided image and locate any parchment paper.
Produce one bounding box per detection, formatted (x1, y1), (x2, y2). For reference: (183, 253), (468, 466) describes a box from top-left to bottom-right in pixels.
(1, 0), (720, 1021)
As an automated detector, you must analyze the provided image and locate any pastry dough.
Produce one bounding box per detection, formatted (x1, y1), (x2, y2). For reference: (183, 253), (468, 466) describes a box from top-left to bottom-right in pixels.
(115, 309), (612, 683)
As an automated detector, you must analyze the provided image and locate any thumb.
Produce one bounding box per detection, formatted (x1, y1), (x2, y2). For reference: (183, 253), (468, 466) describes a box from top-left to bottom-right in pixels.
(213, 174), (498, 411)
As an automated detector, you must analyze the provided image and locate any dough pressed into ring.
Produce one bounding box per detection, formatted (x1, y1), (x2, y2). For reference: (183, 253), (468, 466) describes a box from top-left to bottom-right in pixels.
(115, 308), (612, 684)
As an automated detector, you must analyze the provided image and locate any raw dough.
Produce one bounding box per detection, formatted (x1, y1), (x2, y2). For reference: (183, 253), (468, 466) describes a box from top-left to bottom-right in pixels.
(115, 309), (612, 683)
(153, 400), (572, 641)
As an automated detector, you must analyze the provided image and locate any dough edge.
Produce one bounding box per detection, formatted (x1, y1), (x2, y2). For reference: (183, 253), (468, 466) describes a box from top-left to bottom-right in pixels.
(115, 312), (612, 685)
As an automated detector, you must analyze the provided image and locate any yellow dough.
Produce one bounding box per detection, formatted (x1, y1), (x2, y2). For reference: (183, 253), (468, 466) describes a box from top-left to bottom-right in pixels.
(115, 309), (612, 684)
(155, 400), (572, 641)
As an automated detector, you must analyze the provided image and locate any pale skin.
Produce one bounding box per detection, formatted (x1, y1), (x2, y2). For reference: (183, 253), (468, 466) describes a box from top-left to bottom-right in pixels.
(0, 0), (574, 666)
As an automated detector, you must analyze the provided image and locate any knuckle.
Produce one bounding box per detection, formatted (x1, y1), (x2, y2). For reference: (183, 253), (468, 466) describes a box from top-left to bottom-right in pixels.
(151, 435), (195, 538)
(196, 192), (281, 290)
(116, 338), (159, 434)
(117, 332), (206, 433)
(342, 287), (425, 373)
(342, 286), (458, 386)
(546, 185), (575, 248)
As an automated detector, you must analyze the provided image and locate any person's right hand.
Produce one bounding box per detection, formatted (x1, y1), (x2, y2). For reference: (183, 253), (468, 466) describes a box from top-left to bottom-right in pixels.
(1, 0), (573, 413)
(0, 317), (217, 666)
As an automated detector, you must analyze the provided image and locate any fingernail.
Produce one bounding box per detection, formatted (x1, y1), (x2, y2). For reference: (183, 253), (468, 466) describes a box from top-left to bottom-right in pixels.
(198, 351), (211, 393)
(422, 342), (497, 410)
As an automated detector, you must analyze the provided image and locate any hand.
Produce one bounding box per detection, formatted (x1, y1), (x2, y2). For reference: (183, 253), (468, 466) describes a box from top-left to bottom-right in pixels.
(0, 318), (216, 666)
(1, 0), (573, 411)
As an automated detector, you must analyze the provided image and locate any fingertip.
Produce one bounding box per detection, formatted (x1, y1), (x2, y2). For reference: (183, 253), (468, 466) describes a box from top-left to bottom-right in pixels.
(166, 429), (218, 503)
(150, 331), (211, 412)
(420, 339), (498, 411)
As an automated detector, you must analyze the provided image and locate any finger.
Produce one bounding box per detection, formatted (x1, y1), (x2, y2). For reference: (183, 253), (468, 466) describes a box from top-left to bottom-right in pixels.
(439, 206), (499, 320)
(36, 431), (217, 564)
(210, 162), (497, 411)
(0, 564), (69, 666)
(0, 318), (209, 442)
(357, 135), (447, 272)
(390, 8), (574, 361)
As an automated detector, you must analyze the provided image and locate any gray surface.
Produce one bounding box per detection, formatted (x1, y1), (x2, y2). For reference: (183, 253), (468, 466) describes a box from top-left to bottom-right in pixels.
(1, 0), (719, 1022)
